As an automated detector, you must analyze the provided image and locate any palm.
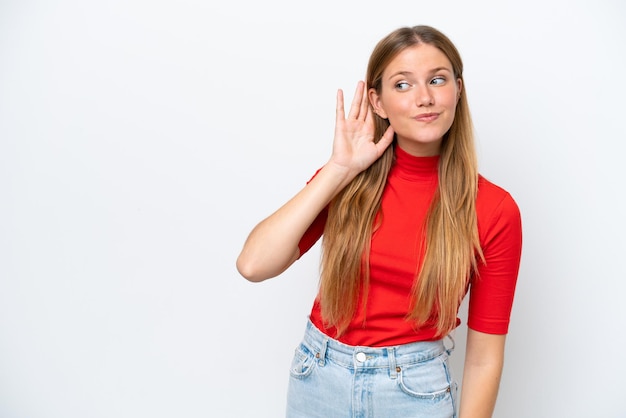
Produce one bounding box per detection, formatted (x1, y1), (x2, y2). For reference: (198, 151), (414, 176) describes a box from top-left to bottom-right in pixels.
(330, 81), (394, 174)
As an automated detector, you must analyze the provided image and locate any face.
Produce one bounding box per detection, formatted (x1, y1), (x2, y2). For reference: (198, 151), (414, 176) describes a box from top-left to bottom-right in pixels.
(369, 44), (462, 157)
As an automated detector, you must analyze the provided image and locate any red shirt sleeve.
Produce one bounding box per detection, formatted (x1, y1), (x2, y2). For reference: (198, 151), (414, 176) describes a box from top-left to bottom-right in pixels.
(297, 168), (328, 258)
(467, 180), (523, 334)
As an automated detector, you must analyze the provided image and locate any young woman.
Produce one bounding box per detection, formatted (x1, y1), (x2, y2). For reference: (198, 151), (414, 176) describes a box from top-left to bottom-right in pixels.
(237, 25), (522, 418)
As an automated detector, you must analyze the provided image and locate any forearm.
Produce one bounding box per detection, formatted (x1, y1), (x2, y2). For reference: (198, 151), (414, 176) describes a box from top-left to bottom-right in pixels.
(458, 330), (506, 418)
(459, 359), (503, 417)
(237, 81), (394, 282)
(236, 162), (356, 282)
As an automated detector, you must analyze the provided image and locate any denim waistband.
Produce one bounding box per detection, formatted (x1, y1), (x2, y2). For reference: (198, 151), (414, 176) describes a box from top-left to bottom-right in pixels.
(301, 319), (454, 376)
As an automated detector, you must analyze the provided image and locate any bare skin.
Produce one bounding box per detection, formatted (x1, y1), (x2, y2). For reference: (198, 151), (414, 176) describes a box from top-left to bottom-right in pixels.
(237, 75), (505, 418)
(236, 81), (394, 282)
(459, 330), (506, 418)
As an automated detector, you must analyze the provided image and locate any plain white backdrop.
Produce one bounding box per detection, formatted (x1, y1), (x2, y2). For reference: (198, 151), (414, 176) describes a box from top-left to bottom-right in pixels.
(1, 0), (625, 417)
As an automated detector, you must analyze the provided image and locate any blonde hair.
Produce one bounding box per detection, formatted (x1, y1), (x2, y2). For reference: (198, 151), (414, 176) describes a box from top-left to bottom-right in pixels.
(319, 25), (483, 337)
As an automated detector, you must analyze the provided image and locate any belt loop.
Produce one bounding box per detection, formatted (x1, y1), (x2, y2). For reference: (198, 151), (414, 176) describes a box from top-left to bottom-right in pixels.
(317, 338), (328, 366)
(445, 334), (456, 355)
(388, 347), (398, 379)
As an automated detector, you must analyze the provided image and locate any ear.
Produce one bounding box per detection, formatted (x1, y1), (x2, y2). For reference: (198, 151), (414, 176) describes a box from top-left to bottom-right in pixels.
(368, 88), (388, 119)
(456, 78), (463, 100)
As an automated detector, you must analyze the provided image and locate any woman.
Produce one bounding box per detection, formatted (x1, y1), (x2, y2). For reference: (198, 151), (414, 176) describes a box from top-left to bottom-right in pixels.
(237, 25), (522, 418)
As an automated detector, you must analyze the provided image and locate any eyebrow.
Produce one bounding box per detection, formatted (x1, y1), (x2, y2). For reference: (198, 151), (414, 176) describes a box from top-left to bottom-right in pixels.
(387, 67), (453, 80)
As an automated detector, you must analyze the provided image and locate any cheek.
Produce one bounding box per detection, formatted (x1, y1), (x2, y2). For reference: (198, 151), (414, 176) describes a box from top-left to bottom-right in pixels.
(383, 98), (411, 118)
(441, 90), (459, 110)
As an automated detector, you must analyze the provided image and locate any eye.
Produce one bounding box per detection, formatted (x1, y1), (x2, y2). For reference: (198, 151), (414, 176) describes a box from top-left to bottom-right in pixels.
(430, 76), (446, 85)
(395, 81), (412, 91)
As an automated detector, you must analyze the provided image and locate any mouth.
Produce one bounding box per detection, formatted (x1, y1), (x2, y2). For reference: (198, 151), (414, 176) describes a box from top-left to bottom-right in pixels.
(414, 113), (439, 122)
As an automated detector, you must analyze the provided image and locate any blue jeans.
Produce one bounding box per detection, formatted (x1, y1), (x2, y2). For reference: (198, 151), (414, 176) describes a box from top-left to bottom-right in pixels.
(286, 319), (458, 418)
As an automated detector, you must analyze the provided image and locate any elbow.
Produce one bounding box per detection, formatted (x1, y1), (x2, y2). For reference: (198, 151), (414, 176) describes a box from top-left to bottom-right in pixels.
(236, 246), (299, 282)
(236, 255), (270, 283)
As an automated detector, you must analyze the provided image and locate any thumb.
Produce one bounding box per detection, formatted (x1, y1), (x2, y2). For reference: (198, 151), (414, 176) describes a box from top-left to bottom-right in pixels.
(376, 125), (395, 152)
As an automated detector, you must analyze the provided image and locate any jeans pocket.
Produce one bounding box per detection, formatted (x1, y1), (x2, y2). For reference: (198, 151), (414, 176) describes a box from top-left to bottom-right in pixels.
(288, 343), (317, 380)
(397, 355), (453, 401)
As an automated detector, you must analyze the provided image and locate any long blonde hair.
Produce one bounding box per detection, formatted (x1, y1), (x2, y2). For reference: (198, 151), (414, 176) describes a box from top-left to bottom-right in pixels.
(319, 25), (483, 337)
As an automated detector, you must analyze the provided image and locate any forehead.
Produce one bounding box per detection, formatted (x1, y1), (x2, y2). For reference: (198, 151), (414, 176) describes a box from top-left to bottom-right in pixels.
(383, 44), (453, 77)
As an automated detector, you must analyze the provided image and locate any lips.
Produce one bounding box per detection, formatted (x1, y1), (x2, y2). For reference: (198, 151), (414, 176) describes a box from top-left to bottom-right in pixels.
(414, 113), (439, 122)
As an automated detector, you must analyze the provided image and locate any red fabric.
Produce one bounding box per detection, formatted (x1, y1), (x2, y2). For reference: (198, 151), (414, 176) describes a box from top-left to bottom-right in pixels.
(299, 145), (522, 347)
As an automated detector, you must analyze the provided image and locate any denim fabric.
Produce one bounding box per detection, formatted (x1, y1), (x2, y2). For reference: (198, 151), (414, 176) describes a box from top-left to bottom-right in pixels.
(286, 319), (457, 418)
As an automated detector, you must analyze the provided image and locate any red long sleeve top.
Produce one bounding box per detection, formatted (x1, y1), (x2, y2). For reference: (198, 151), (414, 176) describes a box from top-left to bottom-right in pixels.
(298, 145), (523, 347)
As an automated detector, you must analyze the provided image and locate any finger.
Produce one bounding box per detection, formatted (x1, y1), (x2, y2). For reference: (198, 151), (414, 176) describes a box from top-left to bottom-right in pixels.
(347, 81), (364, 120)
(363, 102), (376, 128)
(376, 125), (395, 151)
(358, 83), (370, 121)
(336, 89), (345, 120)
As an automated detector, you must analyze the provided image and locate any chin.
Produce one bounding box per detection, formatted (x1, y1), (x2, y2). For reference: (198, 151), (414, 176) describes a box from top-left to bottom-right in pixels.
(409, 137), (443, 145)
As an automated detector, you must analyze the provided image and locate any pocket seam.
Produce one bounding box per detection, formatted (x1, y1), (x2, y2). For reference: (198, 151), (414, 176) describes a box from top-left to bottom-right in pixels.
(288, 344), (317, 380)
(396, 355), (452, 400)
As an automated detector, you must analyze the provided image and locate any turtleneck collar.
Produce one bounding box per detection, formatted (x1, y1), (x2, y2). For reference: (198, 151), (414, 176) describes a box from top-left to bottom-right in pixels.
(392, 145), (439, 181)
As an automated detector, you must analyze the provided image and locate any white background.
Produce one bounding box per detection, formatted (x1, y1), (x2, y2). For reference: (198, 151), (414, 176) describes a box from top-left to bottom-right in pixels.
(1, 0), (625, 417)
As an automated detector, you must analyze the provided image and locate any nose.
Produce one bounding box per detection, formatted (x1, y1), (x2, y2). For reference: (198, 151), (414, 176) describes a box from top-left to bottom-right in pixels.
(414, 84), (434, 107)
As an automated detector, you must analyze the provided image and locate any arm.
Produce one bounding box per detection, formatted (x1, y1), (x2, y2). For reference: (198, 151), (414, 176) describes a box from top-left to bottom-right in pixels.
(458, 329), (506, 418)
(236, 82), (394, 282)
(459, 189), (522, 416)
(235, 162), (354, 282)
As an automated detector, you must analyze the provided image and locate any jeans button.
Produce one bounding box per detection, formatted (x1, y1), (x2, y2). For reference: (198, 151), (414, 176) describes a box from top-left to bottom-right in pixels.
(355, 352), (366, 362)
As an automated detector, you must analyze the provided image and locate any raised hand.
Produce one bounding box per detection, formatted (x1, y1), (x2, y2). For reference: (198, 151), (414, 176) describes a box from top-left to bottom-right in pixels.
(329, 81), (394, 176)
(236, 81), (394, 282)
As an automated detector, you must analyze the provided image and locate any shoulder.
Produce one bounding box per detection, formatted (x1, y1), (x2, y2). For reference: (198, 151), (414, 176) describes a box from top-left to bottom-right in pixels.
(477, 175), (520, 217)
(476, 175), (522, 242)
